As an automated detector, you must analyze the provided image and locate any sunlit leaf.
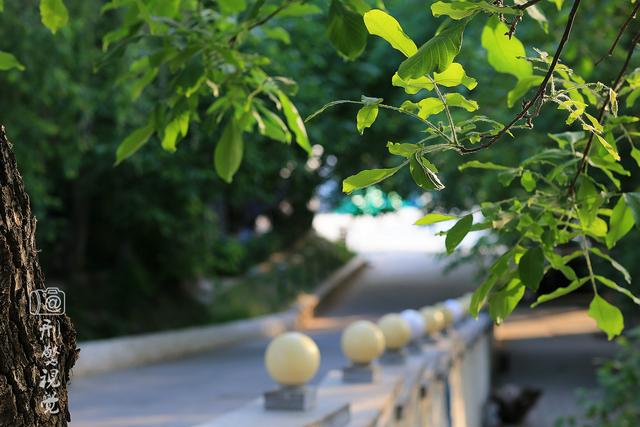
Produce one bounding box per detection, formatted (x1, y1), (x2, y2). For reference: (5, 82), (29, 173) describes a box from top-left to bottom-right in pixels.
(431, 1), (520, 20)
(588, 294), (624, 340)
(415, 213), (457, 225)
(445, 214), (473, 254)
(40, 0), (69, 34)
(363, 9), (417, 57)
(343, 166), (403, 193)
(595, 275), (640, 305)
(606, 197), (634, 248)
(481, 16), (532, 80)
(397, 20), (466, 79)
(0, 51), (25, 71)
(356, 105), (378, 134)
(277, 91), (311, 153)
(459, 160), (512, 171)
(623, 193), (640, 229)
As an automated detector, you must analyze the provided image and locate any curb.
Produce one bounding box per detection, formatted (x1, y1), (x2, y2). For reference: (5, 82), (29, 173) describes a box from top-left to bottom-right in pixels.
(72, 256), (368, 378)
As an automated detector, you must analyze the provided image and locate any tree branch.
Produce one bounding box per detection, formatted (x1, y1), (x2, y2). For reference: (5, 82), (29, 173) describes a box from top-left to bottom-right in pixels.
(567, 30), (640, 195)
(460, 0), (582, 154)
(595, 2), (640, 66)
(514, 0), (544, 11)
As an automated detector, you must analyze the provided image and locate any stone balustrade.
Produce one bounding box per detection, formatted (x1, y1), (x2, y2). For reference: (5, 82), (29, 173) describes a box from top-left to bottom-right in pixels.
(196, 294), (493, 427)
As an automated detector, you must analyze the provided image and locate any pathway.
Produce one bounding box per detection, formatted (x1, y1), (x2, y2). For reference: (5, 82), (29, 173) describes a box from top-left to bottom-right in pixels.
(68, 252), (476, 427)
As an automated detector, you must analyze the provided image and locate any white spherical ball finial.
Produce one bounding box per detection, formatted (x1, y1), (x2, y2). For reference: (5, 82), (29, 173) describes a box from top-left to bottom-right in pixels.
(341, 320), (385, 364)
(400, 309), (425, 340)
(444, 299), (465, 322)
(437, 304), (454, 328)
(377, 313), (411, 350)
(421, 306), (445, 334)
(265, 332), (320, 386)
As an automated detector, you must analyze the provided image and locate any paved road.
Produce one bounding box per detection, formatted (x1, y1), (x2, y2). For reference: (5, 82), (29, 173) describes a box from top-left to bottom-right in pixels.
(68, 252), (477, 427)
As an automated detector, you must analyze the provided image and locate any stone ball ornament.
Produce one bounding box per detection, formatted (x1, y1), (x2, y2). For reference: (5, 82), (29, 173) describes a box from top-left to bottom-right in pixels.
(400, 309), (425, 340)
(265, 332), (320, 386)
(444, 299), (465, 322)
(377, 313), (411, 350)
(437, 303), (454, 327)
(421, 306), (445, 334)
(341, 320), (385, 364)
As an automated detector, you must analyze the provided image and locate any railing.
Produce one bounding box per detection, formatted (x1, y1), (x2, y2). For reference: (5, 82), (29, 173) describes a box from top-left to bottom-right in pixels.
(197, 296), (493, 427)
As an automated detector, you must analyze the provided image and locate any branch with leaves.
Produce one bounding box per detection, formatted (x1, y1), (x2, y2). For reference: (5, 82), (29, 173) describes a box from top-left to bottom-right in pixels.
(307, 0), (640, 339)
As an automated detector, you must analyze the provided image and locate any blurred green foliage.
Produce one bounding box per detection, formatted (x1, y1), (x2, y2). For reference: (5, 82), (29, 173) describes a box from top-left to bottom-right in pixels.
(1, 0), (639, 339)
(558, 328), (640, 427)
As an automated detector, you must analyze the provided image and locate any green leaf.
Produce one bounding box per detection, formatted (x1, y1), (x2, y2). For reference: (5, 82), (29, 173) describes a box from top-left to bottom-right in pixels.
(214, 120), (244, 183)
(588, 294), (624, 340)
(431, 1), (520, 20)
(595, 275), (640, 305)
(488, 278), (525, 324)
(445, 214), (473, 254)
(606, 197), (634, 248)
(590, 248), (631, 284)
(532, 277), (590, 307)
(387, 142), (418, 158)
(259, 108), (291, 143)
(507, 75), (543, 107)
(363, 9), (417, 57)
(548, 0), (563, 10)
(356, 104), (379, 134)
(217, 0), (246, 14)
(115, 122), (155, 165)
(520, 170), (536, 192)
(397, 20), (466, 80)
(470, 275), (497, 317)
(518, 246), (544, 291)
(410, 154), (444, 190)
(631, 147), (640, 168)
(458, 160), (512, 171)
(416, 98), (445, 119)
(414, 213), (457, 225)
(392, 62), (477, 94)
(594, 133), (620, 161)
(445, 93), (479, 111)
(342, 166), (402, 193)
(161, 112), (189, 153)
(40, 0), (69, 34)
(623, 193), (640, 229)
(433, 63), (477, 89)
(481, 16), (532, 80)
(0, 0), (3, 12)
(277, 92), (311, 153)
(327, 0), (367, 60)
(0, 51), (25, 71)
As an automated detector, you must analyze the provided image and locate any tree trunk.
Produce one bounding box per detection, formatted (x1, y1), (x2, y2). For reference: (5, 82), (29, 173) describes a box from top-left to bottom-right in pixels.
(0, 126), (78, 426)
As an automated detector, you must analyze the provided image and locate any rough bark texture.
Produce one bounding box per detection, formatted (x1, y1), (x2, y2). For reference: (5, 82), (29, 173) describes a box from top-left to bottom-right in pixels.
(0, 126), (78, 426)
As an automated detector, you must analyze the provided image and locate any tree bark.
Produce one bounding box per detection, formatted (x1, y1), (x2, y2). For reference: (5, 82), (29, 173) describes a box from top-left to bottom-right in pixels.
(0, 126), (78, 426)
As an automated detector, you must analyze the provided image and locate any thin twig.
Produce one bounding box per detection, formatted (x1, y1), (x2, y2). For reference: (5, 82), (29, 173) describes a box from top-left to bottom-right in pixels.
(567, 30), (640, 195)
(460, 0), (582, 154)
(514, 0), (544, 10)
(431, 79), (460, 146)
(595, 2), (640, 66)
